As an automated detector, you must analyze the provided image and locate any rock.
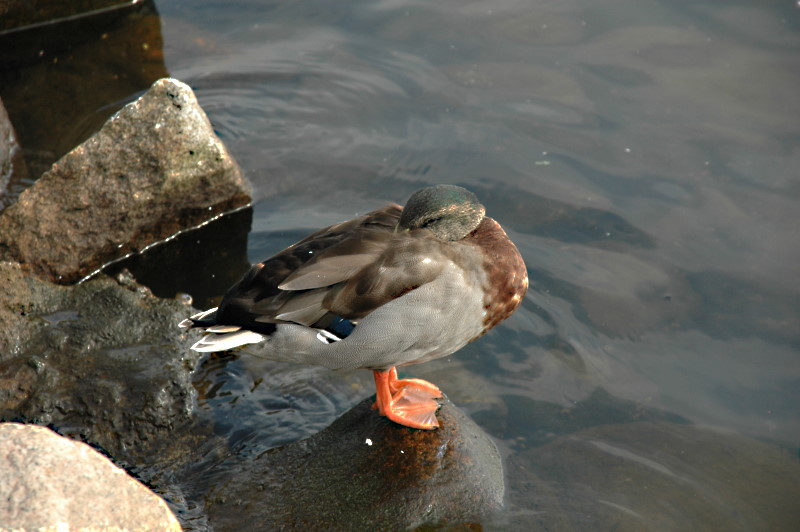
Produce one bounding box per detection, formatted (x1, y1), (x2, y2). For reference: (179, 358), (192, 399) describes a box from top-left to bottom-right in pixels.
(0, 266), (208, 467)
(0, 96), (20, 198)
(0, 422), (181, 531)
(0, 261), (67, 359)
(504, 422), (800, 531)
(204, 397), (505, 531)
(0, 77), (251, 283)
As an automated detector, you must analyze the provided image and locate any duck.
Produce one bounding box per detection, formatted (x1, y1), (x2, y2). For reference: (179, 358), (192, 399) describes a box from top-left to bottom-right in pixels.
(179, 184), (528, 430)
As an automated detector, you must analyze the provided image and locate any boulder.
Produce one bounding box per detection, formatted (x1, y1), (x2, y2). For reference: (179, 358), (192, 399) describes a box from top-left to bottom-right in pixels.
(0, 422), (181, 531)
(0, 261), (67, 360)
(0, 96), (19, 198)
(0, 77), (251, 283)
(0, 267), (208, 466)
(204, 397), (505, 531)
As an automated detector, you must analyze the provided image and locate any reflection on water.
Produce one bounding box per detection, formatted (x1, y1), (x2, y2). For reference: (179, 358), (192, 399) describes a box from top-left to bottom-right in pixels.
(0, 0), (167, 185)
(3, 0), (799, 529)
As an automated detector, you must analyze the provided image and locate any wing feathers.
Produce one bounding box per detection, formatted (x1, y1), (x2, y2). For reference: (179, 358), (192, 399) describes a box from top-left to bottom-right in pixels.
(274, 288), (329, 325)
(278, 253), (379, 291)
(191, 330), (266, 352)
(201, 204), (448, 332)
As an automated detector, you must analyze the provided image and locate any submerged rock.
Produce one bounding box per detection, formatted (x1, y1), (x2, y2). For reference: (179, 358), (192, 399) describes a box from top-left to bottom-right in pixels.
(504, 421), (800, 531)
(0, 77), (251, 283)
(0, 422), (181, 531)
(204, 397), (504, 531)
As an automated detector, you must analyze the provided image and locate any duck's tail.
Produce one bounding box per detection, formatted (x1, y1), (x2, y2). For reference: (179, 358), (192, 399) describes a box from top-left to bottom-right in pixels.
(178, 307), (267, 352)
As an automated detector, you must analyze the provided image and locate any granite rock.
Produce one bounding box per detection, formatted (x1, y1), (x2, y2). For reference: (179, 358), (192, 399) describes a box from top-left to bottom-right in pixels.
(0, 422), (181, 531)
(0, 77), (251, 283)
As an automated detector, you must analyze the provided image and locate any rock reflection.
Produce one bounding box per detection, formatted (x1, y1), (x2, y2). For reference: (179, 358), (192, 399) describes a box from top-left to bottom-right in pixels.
(0, 0), (167, 181)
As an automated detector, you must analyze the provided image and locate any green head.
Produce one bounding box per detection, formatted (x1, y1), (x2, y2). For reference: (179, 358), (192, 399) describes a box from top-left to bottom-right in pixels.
(398, 184), (486, 241)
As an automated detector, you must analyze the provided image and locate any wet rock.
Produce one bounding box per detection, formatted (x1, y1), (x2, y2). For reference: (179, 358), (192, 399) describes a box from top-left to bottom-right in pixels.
(0, 77), (251, 283)
(0, 97), (19, 197)
(204, 397), (504, 531)
(0, 261), (68, 359)
(0, 422), (181, 531)
(505, 422), (800, 531)
(0, 266), (207, 467)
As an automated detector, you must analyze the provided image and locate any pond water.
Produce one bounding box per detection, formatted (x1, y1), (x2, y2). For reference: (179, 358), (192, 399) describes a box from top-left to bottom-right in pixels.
(2, 0), (799, 530)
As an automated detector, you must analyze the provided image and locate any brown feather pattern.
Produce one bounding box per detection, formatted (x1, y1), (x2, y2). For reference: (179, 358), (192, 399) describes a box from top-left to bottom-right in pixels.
(465, 217), (529, 338)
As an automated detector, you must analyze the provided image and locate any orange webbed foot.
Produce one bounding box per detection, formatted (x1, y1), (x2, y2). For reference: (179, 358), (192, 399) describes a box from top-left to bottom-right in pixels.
(372, 368), (443, 430)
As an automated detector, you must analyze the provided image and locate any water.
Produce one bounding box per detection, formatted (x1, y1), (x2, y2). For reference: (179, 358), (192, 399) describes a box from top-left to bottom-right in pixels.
(2, 0), (799, 529)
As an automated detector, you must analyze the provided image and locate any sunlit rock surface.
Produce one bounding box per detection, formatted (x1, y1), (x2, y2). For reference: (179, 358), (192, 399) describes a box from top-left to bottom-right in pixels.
(0, 77), (251, 283)
(0, 260), (66, 358)
(204, 397), (504, 531)
(0, 422), (181, 531)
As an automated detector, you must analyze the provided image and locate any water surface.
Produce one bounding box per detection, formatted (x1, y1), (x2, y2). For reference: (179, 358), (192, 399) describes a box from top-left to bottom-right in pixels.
(2, 0), (799, 529)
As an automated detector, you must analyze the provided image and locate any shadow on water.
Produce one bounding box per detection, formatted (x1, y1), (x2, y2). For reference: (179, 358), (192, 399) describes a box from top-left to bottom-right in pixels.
(104, 206), (254, 311)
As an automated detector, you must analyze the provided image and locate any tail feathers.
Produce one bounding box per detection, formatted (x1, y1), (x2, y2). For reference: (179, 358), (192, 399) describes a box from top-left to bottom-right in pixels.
(178, 307), (219, 329)
(191, 329), (267, 352)
(205, 324), (242, 333)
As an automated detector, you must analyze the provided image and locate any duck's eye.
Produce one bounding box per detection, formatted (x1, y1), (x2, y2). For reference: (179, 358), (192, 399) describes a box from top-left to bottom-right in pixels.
(421, 217), (443, 228)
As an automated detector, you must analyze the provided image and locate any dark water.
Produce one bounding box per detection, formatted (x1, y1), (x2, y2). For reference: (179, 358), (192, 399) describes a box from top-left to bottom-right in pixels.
(2, 0), (799, 529)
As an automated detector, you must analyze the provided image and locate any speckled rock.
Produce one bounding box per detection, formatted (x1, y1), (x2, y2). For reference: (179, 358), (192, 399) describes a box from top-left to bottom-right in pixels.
(204, 397), (504, 531)
(0, 422), (181, 531)
(0, 261), (67, 359)
(0, 96), (19, 197)
(0, 77), (251, 283)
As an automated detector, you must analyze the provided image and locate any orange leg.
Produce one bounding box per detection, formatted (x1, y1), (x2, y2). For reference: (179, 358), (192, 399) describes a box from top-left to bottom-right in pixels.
(372, 367), (443, 430)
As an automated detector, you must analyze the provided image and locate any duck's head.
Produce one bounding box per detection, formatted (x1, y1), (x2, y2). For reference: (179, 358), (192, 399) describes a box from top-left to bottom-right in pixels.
(398, 185), (486, 241)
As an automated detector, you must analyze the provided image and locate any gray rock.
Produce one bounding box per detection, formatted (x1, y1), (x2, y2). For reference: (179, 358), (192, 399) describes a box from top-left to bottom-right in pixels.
(0, 77), (251, 283)
(0, 265), (208, 467)
(0, 422), (181, 531)
(0, 261), (66, 359)
(0, 97), (19, 197)
(204, 397), (505, 531)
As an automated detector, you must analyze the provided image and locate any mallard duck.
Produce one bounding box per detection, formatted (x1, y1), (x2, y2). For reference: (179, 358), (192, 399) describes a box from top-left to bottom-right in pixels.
(179, 185), (528, 429)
